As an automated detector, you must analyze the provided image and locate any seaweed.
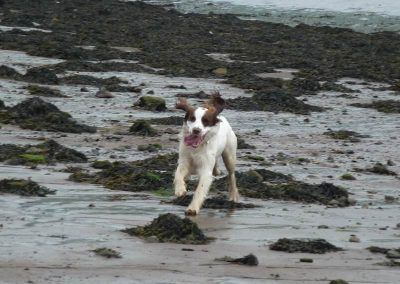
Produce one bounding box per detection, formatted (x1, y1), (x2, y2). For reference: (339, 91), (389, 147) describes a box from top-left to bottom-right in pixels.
(270, 238), (342, 254)
(25, 85), (67, 98)
(133, 96), (166, 112)
(0, 97), (96, 133)
(129, 120), (158, 136)
(351, 100), (400, 114)
(92, 248), (122, 259)
(0, 179), (55, 197)
(122, 213), (211, 244)
(0, 139), (87, 165)
(168, 195), (258, 210)
(324, 130), (368, 142)
(215, 254), (258, 266)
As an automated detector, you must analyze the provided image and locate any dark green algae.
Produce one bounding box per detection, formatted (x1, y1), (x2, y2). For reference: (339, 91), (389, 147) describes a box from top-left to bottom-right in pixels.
(1, 1), (399, 114)
(0, 97), (96, 133)
(70, 153), (351, 206)
(0, 139), (87, 165)
(122, 213), (211, 244)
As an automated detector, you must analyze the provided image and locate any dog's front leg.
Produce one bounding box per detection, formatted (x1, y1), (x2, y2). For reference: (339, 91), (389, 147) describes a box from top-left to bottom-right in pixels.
(186, 168), (213, 215)
(174, 163), (189, 197)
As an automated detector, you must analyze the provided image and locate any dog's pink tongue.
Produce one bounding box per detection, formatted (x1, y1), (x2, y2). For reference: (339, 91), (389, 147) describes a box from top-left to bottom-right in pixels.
(184, 135), (202, 148)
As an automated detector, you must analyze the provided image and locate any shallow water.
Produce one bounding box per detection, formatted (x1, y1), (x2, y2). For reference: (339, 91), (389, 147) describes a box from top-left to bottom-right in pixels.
(141, 0), (400, 33)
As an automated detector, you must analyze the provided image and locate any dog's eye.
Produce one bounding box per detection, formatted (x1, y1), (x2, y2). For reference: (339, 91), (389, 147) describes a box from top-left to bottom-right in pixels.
(202, 117), (209, 126)
(189, 115), (195, 122)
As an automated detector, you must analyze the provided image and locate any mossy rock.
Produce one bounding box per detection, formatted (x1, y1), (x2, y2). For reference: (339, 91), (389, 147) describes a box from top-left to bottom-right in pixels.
(129, 120), (158, 136)
(122, 213), (211, 244)
(134, 96), (166, 111)
(270, 238), (342, 254)
(341, 173), (356, 180)
(0, 179), (55, 196)
(26, 85), (66, 98)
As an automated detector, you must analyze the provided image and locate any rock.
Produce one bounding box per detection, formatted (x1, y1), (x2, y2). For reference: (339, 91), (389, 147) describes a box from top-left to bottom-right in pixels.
(213, 67), (227, 76)
(0, 99), (5, 109)
(387, 249), (400, 259)
(215, 254), (258, 266)
(91, 160), (113, 169)
(340, 173), (356, 180)
(269, 238), (342, 254)
(300, 258), (313, 263)
(1, 97), (96, 133)
(129, 120), (158, 136)
(237, 137), (256, 149)
(349, 235), (360, 243)
(0, 179), (55, 197)
(318, 225), (329, 229)
(0, 65), (22, 80)
(24, 67), (59, 84)
(95, 87), (114, 98)
(80, 87), (89, 92)
(134, 96), (166, 111)
(121, 213), (211, 244)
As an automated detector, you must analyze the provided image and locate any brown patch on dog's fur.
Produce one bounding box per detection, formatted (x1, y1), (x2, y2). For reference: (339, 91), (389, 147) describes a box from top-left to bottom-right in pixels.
(176, 98), (195, 122)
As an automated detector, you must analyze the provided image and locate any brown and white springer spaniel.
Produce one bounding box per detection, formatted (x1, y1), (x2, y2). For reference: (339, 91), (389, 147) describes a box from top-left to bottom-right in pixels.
(174, 92), (239, 215)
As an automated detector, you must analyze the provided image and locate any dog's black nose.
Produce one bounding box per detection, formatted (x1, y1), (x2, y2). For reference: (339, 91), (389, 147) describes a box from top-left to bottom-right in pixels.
(192, 128), (201, 135)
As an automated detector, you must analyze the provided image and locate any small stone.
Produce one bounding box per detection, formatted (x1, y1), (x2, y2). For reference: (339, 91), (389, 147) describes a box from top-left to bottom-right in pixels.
(300, 258), (313, 263)
(213, 67), (227, 76)
(318, 225), (329, 229)
(95, 87), (114, 98)
(349, 235), (360, 243)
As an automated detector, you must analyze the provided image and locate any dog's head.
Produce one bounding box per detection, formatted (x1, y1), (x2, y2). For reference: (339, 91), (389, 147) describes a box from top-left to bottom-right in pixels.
(176, 92), (225, 148)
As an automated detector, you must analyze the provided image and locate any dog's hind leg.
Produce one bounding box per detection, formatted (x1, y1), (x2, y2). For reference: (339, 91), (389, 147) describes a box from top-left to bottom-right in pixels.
(186, 167), (213, 215)
(222, 135), (239, 202)
(174, 163), (190, 197)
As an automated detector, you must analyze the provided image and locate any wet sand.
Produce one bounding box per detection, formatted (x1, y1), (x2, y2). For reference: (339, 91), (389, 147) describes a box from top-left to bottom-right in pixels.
(1, 1), (400, 283)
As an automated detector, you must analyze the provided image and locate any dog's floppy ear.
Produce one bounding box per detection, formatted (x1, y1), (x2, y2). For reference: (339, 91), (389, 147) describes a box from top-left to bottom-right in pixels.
(205, 91), (225, 115)
(176, 98), (194, 113)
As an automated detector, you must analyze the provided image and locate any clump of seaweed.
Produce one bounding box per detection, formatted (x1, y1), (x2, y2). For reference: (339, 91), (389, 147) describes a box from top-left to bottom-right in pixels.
(212, 169), (351, 207)
(70, 153), (178, 192)
(129, 120), (158, 136)
(215, 254), (259, 266)
(168, 194), (258, 210)
(0, 97), (96, 133)
(92, 248), (122, 259)
(270, 238), (342, 254)
(122, 213), (211, 244)
(324, 130), (368, 142)
(366, 163), (397, 176)
(351, 100), (400, 114)
(0, 139), (87, 165)
(133, 96), (166, 111)
(25, 85), (67, 97)
(0, 179), (55, 197)
(145, 116), (184, 126)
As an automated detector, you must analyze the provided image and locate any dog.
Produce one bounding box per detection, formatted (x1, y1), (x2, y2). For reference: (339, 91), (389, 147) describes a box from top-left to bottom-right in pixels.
(174, 92), (239, 215)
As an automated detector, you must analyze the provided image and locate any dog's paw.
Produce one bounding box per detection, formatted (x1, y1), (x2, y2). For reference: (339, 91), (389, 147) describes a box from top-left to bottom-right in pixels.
(185, 208), (198, 216)
(228, 190), (240, 203)
(174, 187), (187, 197)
